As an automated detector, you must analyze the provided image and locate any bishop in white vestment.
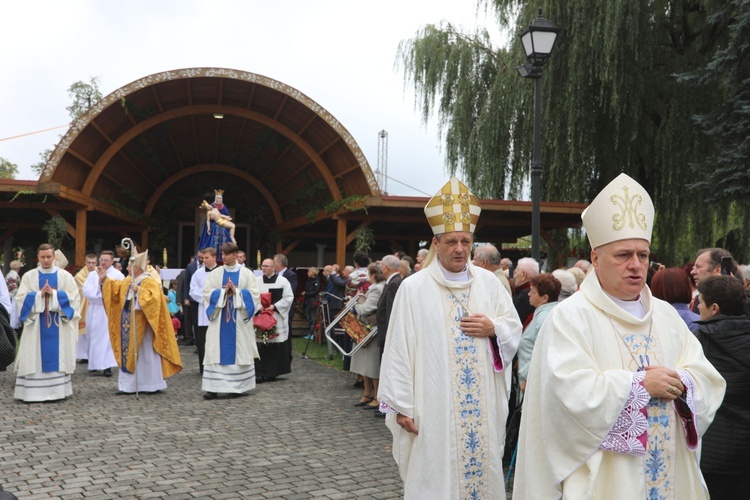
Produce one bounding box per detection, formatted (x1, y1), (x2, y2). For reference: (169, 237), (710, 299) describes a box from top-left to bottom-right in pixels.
(378, 179), (522, 499)
(513, 174), (726, 500)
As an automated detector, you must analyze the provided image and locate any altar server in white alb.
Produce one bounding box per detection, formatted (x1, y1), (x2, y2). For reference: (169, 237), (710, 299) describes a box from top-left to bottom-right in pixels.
(14, 244), (80, 402)
(513, 173), (726, 499)
(378, 178), (522, 499)
(82, 250), (122, 376)
(201, 242), (260, 400)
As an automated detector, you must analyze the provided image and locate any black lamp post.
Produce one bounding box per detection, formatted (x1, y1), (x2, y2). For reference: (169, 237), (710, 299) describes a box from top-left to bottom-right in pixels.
(517, 8), (561, 261)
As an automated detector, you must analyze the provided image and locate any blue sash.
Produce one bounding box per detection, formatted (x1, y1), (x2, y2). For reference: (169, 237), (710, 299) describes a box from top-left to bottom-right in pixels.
(219, 270), (240, 365)
(38, 271), (60, 372)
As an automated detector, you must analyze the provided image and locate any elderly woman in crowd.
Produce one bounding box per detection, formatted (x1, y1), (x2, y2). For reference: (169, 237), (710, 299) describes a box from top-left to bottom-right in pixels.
(552, 268), (578, 301)
(651, 267), (701, 334)
(517, 273), (562, 393)
(351, 262), (385, 410)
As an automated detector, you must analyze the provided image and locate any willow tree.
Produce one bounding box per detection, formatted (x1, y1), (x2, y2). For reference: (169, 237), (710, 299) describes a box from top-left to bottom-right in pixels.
(398, 0), (743, 264)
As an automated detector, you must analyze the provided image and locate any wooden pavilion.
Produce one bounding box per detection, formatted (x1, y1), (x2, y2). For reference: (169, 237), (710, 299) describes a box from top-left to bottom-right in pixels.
(0, 68), (586, 269)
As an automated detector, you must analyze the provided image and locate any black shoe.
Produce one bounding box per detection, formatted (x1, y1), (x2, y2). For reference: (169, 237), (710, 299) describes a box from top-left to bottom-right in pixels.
(77, 359), (88, 364)
(353, 380), (364, 388)
(363, 403), (379, 410)
(226, 392), (243, 398)
(103, 368), (112, 377)
(115, 390), (132, 396)
(374, 412), (386, 419)
(354, 397), (375, 407)
(89, 369), (97, 373)
(203, 392), (217, 400)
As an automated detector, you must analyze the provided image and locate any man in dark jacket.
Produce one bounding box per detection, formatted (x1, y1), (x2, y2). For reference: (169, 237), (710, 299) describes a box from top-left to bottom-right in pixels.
(274, 254), (297, 361)
(696, 275), (750, 499)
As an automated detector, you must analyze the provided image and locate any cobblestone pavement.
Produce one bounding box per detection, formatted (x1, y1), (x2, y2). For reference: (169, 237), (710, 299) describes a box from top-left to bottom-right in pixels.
(0, 346), (404, 499)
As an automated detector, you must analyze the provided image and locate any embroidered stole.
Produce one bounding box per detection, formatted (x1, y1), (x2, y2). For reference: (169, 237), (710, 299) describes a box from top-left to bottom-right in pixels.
(617, 320), (675, 500)
(443, 287), (489, 499)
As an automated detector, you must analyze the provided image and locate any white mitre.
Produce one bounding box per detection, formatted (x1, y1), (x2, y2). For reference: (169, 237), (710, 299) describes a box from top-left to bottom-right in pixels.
(54, 249), (68, 269)
(424, 177), (481, 235)
(581, 173), (654, 249)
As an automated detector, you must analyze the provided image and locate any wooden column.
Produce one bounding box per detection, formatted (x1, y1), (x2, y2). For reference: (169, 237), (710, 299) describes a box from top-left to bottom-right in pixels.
(75, 209), (87, 267)
(336, 217), (347, 267)
(141, 230), (149, 250)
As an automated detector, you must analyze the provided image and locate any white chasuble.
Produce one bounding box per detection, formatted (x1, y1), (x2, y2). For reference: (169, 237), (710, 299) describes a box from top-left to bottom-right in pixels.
(378, 261), (521, 499)
(513, 270), (726, 500)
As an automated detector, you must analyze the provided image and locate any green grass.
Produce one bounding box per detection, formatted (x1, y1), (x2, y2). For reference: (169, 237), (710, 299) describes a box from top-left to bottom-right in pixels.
(292, 336), (344, 370)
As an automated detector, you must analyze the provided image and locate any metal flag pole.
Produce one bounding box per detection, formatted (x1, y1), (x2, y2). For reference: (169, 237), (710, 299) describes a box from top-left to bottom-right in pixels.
(121, 237), (139, 399)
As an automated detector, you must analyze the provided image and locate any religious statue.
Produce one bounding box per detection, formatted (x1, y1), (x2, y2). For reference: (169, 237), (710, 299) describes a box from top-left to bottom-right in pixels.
(199, 199), (236, 243)
(196, 190), (236, 261)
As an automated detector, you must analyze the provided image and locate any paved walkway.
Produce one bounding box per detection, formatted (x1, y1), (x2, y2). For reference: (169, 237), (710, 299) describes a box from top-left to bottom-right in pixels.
(0, 347), (403, 499)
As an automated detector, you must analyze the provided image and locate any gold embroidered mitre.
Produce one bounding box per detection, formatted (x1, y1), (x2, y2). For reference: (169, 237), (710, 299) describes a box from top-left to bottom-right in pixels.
(581, 173), (654, 249)
(131, 248), (149, 271)
(424, 178), (481, 235)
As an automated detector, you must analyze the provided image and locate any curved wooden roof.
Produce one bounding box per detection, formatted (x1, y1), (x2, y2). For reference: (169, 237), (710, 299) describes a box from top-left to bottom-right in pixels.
(41, 67), (380, 227)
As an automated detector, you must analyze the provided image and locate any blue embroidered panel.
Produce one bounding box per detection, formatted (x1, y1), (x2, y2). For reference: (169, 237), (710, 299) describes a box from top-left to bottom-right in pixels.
(38, 271), (60, 372)
(120, 306), (132, 374)
(219, 270), (240, 365)
(448, 292), (487, 498)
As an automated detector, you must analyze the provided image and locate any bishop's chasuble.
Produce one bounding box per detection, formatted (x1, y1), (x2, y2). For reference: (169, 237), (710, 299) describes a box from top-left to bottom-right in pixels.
(103, 273), (182, 390)
(513, 270), (726, 500)
(202, 263), (260, 393)
(378, 259), (522, 499)
(14, 265), (80, 402)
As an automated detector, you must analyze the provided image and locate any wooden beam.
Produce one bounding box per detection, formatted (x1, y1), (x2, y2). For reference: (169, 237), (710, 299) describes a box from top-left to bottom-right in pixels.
(45, 209), (75, 238)
(280, 239), (301, 256)
(271, 211), (331, 233)
(75, 209), (86, 267)
(346, 222), (369, 246)
(0, 201), (83, 211)
(336, 218), (346, 267)
(0, 228), (18, 246)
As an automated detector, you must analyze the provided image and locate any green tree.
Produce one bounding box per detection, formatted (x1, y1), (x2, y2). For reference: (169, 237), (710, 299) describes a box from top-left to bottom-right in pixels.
(398, 0), (741, 264)
(0, 157), (19, 179)
(66, 77), (102, 120)
(30, 148), (53, 178)
(680, 0), (750, 201)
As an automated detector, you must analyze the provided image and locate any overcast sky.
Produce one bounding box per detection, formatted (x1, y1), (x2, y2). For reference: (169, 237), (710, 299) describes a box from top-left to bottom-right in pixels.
(0, 1), (510, 197)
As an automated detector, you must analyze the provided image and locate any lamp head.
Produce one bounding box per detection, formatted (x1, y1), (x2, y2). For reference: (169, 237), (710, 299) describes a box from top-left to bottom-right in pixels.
(518, 8), (561, 65)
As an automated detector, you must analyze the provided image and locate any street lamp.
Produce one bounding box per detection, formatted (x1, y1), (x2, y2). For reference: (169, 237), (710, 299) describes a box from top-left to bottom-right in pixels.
(516, 8), (561, 261)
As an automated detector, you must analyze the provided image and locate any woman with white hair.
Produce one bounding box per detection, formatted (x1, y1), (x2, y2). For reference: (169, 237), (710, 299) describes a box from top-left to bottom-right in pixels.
(552, 269), (578, 300)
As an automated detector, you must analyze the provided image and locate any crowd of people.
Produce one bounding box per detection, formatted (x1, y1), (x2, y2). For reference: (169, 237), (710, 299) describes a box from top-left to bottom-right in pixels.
(1, 175), (748, 499)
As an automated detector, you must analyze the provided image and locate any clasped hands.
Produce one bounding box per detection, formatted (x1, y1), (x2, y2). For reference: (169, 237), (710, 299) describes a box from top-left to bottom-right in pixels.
(643, 365), (685, 401)
(40, 282), (55, 297)
(224, 278), (236, 297)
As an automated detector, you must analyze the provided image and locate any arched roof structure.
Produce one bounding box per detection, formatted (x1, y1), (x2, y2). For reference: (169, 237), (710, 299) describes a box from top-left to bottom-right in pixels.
(0, 67), (586, 269)
(36, 67), (381, 264)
